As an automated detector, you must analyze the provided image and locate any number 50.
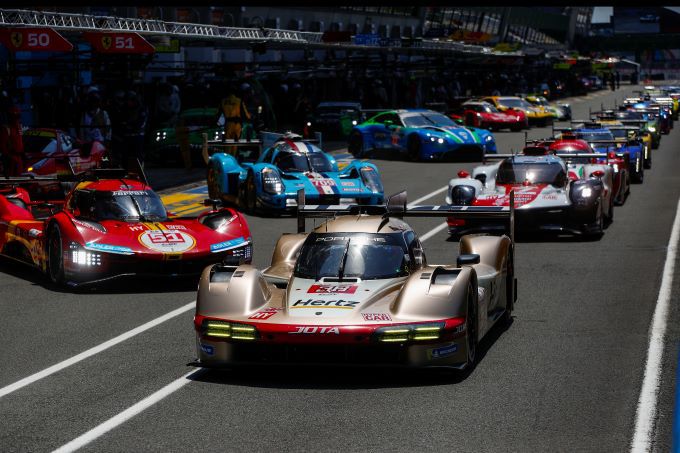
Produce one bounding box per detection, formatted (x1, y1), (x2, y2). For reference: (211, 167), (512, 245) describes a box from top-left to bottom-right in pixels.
(28, 33), (50, 47)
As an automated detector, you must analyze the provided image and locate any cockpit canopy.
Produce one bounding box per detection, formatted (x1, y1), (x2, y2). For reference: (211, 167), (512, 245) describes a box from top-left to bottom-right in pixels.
(71, 189), (167, 222)
(496, 159), (567, 186)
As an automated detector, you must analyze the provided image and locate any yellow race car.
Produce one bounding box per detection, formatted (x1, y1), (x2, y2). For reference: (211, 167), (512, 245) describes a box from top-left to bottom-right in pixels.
(482, 96), (553, 127)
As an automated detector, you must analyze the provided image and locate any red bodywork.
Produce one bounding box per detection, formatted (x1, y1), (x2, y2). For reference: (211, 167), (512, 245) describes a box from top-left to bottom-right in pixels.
(22, 128), (107, 177)
(0, 177), (252, 287)
(450, 103), (527, 131)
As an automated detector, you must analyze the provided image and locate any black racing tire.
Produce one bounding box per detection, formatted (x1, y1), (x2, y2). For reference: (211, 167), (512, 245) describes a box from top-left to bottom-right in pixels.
(207, 166), (220, 200)
(586, 200), (605, 238)
(348, 132), (364, 157)
(606, 195), (614, 226)
(407, 135), (422, 162)
(502, 246), (515, 325)
(632, 167), (644, 184)
(245, 173), (257, 214)
(644, 150), (652, 170)
(465, 280), (479, 369)
(47, 224), (65, 285)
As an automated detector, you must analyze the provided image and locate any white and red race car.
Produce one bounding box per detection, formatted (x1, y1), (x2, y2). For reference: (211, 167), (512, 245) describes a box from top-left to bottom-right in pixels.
(445, 153), (613, 237)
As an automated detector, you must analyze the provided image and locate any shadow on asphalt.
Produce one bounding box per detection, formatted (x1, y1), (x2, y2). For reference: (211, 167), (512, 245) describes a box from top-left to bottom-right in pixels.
(0, 257), (197, 294)
(189, 317), (514, 389)
(446, 231), (604, 244)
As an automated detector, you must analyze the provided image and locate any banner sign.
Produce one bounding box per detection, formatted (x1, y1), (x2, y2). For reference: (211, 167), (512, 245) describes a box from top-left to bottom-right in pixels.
(354, 34), (380, 46)
(83, 32), (155, 54)
(0, 27), (73, 52)
(154, 38), (180, 53)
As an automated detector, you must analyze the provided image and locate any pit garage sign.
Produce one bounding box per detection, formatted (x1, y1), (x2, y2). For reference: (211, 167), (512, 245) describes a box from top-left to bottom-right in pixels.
(83, 32), (155, 54)
(0, 27), (73, 52)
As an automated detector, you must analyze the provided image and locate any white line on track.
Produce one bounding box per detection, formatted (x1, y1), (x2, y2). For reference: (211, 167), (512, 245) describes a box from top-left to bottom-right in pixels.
(408, 186), (448, 207)
(51, 214), (451, 451)
(0, 301), (195, 399)
(52, 369), (204, 453)
(630, 197), (680, 452)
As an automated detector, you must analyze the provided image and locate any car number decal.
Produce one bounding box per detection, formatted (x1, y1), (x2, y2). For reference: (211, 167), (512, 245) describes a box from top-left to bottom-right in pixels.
(138, 230), (196, 253)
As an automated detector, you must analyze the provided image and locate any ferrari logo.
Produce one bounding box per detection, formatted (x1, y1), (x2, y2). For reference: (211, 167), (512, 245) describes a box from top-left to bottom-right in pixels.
(101, 36), (112, 50)
(10, 32), (22, 48)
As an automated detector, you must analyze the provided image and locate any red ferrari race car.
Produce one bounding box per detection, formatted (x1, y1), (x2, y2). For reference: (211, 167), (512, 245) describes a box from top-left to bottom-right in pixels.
(531, 137), (630, 206)
(0, 169), (252, 288)
(22, 128), (108, 176)
(450, 100), (527, 132)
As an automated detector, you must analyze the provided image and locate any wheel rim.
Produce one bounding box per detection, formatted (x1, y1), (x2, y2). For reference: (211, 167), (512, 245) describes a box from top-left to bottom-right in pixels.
(49, 228), (62, 282)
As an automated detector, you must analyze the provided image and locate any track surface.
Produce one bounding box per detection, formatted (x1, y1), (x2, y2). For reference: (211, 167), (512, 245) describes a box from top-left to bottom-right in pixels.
(2, 86), (680, 452)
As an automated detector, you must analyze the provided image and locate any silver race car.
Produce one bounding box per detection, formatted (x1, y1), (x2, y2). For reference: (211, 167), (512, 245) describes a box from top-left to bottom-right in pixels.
(192, 191), (516, 370)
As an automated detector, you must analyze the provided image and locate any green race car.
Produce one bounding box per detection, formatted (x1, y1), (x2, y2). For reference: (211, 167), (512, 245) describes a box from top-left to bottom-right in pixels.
(148, 108), (222, 164)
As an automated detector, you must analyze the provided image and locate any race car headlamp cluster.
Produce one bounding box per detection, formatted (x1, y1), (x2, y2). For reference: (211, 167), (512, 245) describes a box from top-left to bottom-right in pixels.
(360, 166), (384, 194)
(375, 322), (446, 343)
(203, 320), (258, 341)
(262, 168), (283, 194)
(155, 131), (167, 142)
(69, 242), (101, 266)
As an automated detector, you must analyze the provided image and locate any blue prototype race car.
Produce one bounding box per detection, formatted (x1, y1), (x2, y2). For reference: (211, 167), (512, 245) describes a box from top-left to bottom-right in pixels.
(348, 109), (497, 162)
(206, 133), (384, 214)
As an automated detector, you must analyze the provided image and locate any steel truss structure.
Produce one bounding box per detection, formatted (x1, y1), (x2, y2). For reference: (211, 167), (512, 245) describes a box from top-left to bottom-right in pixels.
(0, 8), (525, 57)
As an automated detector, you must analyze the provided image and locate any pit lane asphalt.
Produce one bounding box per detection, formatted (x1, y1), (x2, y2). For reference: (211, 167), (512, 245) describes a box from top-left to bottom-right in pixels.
(1, 85), (679, 452)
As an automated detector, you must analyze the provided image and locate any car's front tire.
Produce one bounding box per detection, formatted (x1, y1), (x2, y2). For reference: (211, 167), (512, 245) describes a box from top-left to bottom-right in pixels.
(47, 224), (65, 285)
(464, 280), (479, 369)
(348, 132), (364, 157)
(407, 135), (422, 162)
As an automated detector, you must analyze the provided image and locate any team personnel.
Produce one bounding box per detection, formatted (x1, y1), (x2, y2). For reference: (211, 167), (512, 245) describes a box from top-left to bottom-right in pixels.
(0, 106), (24, 177)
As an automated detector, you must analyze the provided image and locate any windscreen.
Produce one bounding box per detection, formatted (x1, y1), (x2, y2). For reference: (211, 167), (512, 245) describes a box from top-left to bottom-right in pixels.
(496, 160), (567, 186)
(23, 135), (57, 154)
(577, 131), (614, 141)
(294, 233), (410, 280)
(497, 98), (527, 109)
(93, 190), (167, 222)
(275, 151), (333, 173)
(402, 112), (457, 127)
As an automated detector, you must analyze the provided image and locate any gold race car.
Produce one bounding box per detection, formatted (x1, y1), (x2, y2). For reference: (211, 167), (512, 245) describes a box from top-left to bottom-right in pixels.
(192, 190), (517, 371)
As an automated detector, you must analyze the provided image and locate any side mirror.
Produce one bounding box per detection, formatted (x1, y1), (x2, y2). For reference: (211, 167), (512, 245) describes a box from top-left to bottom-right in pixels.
(383, 120), (394, 128)
(475, 173), (487, 185)
(454, 117), (465, 125)
(591, 170), (605, 178)
(457, 170), (470, 178)
(457, 254), (480, 267)
(413, 247), (425, 267)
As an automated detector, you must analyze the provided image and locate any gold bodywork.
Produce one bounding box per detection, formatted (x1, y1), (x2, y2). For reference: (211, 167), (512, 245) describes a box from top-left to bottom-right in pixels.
(194, 214), (514, 369)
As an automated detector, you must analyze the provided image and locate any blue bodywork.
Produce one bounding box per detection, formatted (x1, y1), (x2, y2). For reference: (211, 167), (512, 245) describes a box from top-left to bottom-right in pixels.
(207, 139), (384, 212)
(349, 109), (497, 161)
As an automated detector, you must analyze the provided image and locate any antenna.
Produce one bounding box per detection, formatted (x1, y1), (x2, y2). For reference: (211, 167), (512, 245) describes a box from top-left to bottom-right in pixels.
(296, 188), (305, 233)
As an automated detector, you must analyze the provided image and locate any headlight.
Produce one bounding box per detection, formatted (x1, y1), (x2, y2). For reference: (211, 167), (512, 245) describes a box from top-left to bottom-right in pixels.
(360, 166), (383, 193)
(69, 241), (102, 266)
(612, 164), (619, 173)
(306, 121), (312, 127)
(450, 185), (475, 205)
(261, 167), (283, 194)
(485, 135), (493, 142)
(581, 187), (593, 198)
(202, 320), (258, 341)
(648, 126), (656, 132)
(437, 138), (444, 144)
(375, 323), (445, 343)
(352, 120), (358, 125)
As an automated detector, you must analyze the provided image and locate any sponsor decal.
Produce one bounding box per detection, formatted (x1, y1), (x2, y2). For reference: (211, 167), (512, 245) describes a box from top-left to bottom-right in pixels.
(85, 241), (134, 255)
(210, 236), (247, 253)
(28, 228), (41, 238)
(129, 225), (144, 231)
(341, 181), (357, 187)
(289, 326), (340, 335)
(428, 343), (458, 360)
(72, 219), (106, 233)
(315, 236), (386, 243)
(200, 343), (215, 356)
(165, 224), (187, 230)
(308, 284), (357, 294)
(292, 299), (360, 309)
(138, 230), (196, 253)
(248, 308), (280, 320)
(112, 190), (147, 196)
(362, 313), (392, 321)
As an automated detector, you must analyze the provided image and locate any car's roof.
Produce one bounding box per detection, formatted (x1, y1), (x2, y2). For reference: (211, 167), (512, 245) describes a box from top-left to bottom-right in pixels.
(273, 139), (324, 154)
(312, 215), (411, 234)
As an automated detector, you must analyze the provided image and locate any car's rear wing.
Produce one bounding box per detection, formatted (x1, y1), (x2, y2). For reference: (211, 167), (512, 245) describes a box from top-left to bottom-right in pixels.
(201, 131), (324, 164)
(296, 189), (516, 242)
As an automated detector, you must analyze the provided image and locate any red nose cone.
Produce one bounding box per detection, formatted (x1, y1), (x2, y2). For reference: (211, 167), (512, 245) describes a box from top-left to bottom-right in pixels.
(457, 170), (470, 178)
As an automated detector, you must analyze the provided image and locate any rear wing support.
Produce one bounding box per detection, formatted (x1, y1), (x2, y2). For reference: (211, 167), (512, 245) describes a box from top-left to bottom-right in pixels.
(296, 188), (516, 243)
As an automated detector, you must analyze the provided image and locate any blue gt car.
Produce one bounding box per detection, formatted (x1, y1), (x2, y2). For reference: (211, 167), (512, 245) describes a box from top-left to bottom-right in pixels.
(348, 109), (497, 161)
(206, 134), (384, 214)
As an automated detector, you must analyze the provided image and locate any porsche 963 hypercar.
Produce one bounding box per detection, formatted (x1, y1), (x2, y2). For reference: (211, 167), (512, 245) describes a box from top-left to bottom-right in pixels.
(193, 190), (516, 370)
